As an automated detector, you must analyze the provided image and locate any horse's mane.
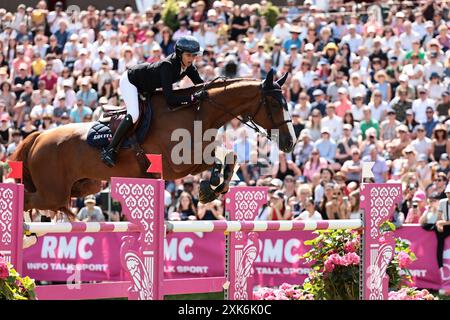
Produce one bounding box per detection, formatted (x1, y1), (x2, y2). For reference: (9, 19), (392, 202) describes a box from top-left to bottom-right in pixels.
(153, 77), (260, 97)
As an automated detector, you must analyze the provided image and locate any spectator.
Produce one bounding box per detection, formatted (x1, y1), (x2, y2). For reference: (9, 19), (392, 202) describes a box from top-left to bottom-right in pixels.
(267, 190), (292, 220)
(295, 197), (322, 221)
(362, 145), (388, 183)
(430, 124), (450, 162)
(77, 195), (105, 222)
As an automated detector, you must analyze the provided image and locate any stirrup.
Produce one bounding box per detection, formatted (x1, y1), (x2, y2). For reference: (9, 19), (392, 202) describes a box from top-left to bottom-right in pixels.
(101, 148), (117, 167)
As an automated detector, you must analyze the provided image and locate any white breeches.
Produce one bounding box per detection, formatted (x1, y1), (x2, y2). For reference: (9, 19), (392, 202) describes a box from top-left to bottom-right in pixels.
(119, 72), (139, 123)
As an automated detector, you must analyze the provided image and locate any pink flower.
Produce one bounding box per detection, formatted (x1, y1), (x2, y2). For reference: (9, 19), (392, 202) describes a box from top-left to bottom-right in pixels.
(344, 241), (356, 253)
(279, 283), (292, 291)
(398, 251), (412, 269)
(0, 259), (9, 280)
(324, 256), (336, 272)
(346, 252), (361, 265)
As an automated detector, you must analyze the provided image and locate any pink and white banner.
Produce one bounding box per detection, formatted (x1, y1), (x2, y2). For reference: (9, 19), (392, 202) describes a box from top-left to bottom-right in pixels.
(22, 226), (450, 290)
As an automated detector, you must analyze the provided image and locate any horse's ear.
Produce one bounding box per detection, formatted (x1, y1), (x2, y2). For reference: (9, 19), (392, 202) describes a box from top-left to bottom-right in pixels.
(263, 69), (274, 89)
(276, 72), (289, 87)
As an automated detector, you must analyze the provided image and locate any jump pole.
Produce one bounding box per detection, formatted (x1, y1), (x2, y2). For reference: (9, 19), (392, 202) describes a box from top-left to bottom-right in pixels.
(0, 178), (401, 300)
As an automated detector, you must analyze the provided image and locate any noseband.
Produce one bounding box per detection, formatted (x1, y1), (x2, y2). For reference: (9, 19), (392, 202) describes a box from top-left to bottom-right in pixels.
(200, 78), (292, 141)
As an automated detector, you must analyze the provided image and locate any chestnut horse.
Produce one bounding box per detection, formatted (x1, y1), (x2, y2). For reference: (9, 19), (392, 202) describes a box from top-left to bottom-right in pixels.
(11, 70), (296, 214)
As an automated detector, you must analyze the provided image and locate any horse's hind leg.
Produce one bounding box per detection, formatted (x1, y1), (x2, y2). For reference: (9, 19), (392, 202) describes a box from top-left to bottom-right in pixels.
(71, 179), (102, 198)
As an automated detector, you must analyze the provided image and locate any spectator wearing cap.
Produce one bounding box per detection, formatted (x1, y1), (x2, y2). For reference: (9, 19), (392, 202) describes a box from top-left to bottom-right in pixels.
(306, 75), (327, 101)
(73, 49), (92, 79)
(419, 192), (441, 229)
(271, 39), (287, 72)
(368, 90), (388, 123)
(405, 38), (426, 62)
(14, 81), (33, 126)
(402, 53), (425, 88)
(436, 92), (450, 118)
(436, 153), (450, 177)
(341, 24), (363, 53)
(427, 173), (448, 200)
(302, 147), (328, 183)
(303, 42), (319, 69)
(412, 87), (435, 124)
(13, 63), (33, 100)
(322, 42), (339, 65)
(92, 47), (114, 72)
(425, 72), (445, 102)
(273, 16), (291, 42)
(390, 124), (412, 159)
(348, 73), (367, 101)
(75, 78), (98, 109)
(394, 73), (415, 99)
(350, 92), (366, 122)
(321, 103), (343, 142)
(405, 190), (427, 223)
(310, 89), (327, 116)
(293, 92), (310, 121)
(411, 124), (432, 157)
(422, 20), (436, 46)
(38, 63), (58, 93)
(335, 123), (358, 166)
(283, 25), (302, 53)
(54, 20), (69, 48)
(341, 147), (362, 183)
(380, 109), (401, 142)
(334, 87), (351, 118)
(5, 128), (21, 156)
(314, 127), (338, 165)
(293, 129), (314, 168)
(369, 37), (388, 68)
(47, 1), (67, 35)
(326, 72), (349, 103)
(77, 195), (105, 222)
(362, 144), (389, 183)
(70, 97), (93, 124)
(430, 123), (450, 162)
(423, 106), (438, 138)
(46, 35), (63, 57)
(424, 51), (445, 80)
(267, 190), (292, 220)
(373, 70), (391, 102)
(399, 21), (421, 51)
(12, 46), (31, 76)
(62, 34), (79, 69)
(30, 96), (54, 125)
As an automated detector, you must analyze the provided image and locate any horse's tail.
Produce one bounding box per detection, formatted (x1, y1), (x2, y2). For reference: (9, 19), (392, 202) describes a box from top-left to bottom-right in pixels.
(9, 131), (41, 192)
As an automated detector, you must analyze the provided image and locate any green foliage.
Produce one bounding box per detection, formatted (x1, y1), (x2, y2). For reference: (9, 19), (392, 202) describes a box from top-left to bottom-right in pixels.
(0, 258), (36, 300)
(261, 2), (280, 28)
(162, 0), (180, 32)
(300, 228), (416, 300)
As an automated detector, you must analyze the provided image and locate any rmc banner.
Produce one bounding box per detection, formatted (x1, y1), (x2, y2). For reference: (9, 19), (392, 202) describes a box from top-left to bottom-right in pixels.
(22, 226), (450, 290)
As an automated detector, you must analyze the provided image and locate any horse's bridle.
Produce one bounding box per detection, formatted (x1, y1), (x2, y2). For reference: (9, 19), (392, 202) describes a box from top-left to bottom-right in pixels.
(199, 77), (292, 141)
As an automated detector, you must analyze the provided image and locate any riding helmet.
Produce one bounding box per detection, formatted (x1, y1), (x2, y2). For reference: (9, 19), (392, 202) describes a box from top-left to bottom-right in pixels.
(175, 36), (201, 57)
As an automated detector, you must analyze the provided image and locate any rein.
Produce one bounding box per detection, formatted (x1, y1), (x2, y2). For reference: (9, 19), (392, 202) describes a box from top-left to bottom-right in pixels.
(199, 77), (292, 141)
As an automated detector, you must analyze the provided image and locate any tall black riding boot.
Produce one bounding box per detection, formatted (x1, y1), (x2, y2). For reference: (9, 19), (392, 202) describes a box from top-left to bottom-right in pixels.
(101, 114), (134, 167)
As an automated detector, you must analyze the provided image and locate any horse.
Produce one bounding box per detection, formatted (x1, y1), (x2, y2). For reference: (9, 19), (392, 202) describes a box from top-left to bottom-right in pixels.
(11, 70), (296, 215)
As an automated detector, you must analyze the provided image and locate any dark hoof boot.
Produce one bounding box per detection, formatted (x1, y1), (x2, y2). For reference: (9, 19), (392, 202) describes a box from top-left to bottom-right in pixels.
(101, 149), (117, 167)
(199, 180), (219, 203)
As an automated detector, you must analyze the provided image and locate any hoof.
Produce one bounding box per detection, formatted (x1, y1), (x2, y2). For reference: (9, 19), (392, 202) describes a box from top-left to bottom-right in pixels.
(199, 180), (219, 203)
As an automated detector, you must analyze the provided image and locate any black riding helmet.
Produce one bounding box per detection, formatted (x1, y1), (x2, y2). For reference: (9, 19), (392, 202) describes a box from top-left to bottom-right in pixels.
(175, 36), (201, 57)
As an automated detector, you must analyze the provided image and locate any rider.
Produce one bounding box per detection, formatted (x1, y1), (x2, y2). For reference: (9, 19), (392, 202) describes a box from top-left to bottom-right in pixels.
(101, 35), (208, 167)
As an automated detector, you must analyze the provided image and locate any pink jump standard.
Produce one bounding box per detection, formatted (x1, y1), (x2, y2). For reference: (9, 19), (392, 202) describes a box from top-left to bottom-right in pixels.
(0, 178), (401, 300)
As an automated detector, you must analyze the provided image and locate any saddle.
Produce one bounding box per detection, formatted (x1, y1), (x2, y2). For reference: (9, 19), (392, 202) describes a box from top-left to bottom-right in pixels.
(87, 93), (152, 174)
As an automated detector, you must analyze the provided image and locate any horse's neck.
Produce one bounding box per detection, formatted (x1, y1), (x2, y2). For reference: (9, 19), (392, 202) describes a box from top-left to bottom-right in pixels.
(201, 81), (260, 132)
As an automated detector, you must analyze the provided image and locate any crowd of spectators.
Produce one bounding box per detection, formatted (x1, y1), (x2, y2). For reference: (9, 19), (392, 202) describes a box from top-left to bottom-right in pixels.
(0, 0), (449, 228)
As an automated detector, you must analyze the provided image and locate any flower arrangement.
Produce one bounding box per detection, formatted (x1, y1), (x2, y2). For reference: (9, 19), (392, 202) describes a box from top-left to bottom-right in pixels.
(0, 254), (36, 300)
(253, 283), (314, 300)
(388, 288), (437, 300)
(254, 226), (433, 300)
